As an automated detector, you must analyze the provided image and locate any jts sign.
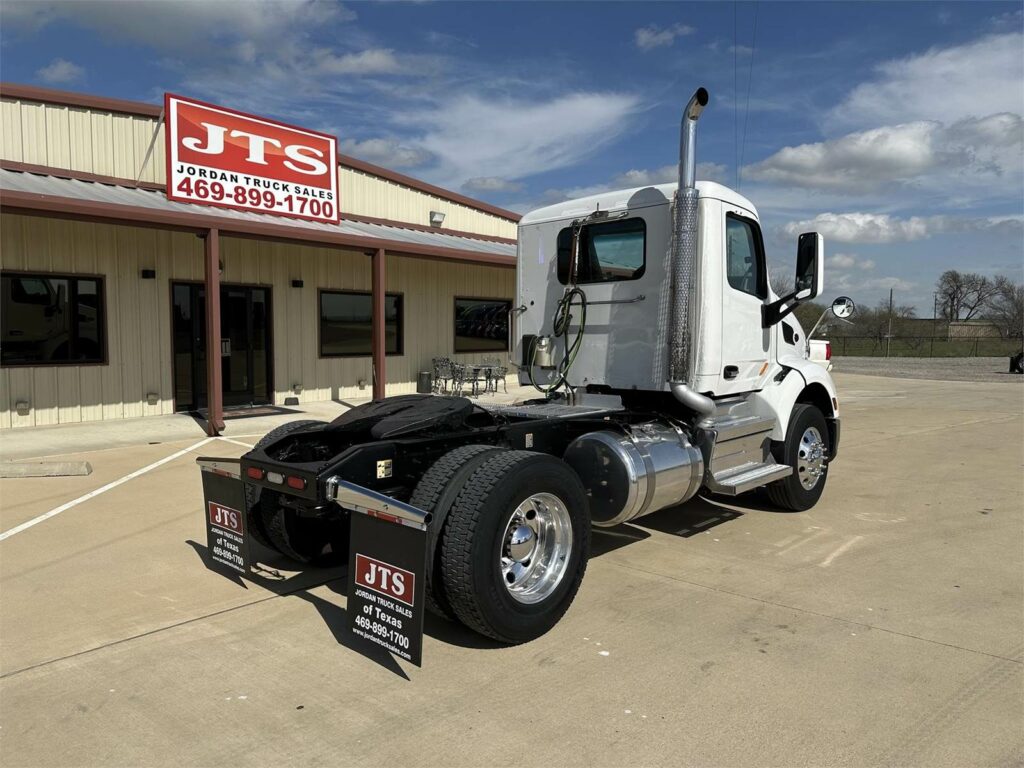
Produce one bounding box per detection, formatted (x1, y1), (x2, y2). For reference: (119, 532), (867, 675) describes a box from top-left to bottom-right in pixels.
(165, 94), (339, 224)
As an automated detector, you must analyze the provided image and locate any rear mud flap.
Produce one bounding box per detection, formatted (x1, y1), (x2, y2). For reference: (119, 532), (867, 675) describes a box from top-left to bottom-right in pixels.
(327, 478), (429, 667)
(197, 458), (251, 577)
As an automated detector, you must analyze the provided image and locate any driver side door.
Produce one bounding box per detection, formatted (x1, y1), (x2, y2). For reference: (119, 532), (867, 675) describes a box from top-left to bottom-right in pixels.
(717, 208), (771, 395)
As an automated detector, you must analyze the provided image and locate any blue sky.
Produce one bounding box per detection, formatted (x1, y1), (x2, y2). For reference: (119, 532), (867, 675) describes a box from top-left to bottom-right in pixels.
(2, 0), (1022, 312)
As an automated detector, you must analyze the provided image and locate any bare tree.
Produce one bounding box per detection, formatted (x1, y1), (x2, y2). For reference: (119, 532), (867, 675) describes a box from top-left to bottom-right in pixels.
(983, 276), (1024, 338)
(936, 270), (1001, 321)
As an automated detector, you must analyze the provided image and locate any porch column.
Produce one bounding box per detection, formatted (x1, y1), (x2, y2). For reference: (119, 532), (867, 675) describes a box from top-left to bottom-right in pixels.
(372, 247), (386, 400)
(204, 228), (224, 435)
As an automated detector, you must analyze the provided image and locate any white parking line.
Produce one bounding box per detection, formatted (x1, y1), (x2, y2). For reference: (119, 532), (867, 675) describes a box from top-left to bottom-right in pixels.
(218, 437), (255, 449)
(819, 535), (865, 568)
(0, 437), (215, 542)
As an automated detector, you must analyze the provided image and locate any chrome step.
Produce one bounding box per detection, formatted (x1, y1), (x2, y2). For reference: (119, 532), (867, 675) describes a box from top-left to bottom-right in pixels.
(708, 461), (792, 496)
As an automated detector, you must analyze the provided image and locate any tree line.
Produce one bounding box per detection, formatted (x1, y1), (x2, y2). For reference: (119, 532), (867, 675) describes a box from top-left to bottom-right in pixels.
(779, 269), (1023, 341)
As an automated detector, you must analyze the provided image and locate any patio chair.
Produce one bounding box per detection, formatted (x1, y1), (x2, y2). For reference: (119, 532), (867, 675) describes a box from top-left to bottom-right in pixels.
(489, 364), (509, 394)
(432, 357), (453, 394)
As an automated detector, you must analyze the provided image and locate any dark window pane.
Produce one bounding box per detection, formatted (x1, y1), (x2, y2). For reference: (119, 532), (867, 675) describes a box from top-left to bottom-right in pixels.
(2, 273), (105, 366)
(726, 216), (764, 297)
(320, 291), (402, 357)
(557, 218), (646, 284)
(454, 298), (511, 353)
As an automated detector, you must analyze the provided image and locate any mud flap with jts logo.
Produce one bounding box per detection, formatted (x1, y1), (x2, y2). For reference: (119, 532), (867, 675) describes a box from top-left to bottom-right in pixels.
(347, 511), (427, 667)
(197, 458), (251, 576)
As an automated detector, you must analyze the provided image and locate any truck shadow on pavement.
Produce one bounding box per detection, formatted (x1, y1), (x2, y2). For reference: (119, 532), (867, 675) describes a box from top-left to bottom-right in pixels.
(185, 496), (760, 674)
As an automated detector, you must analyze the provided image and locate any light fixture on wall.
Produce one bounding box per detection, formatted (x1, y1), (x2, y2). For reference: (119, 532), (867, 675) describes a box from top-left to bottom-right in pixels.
(140, 269), (156, 280)
(429, 210), (445, 227)
(291, 279), (304, 288)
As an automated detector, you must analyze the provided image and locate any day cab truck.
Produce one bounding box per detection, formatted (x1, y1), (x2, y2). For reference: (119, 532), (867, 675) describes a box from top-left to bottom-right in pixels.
(198, 88), (855, 650)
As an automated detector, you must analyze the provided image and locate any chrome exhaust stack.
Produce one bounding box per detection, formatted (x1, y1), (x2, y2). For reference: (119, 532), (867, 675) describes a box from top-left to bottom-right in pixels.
(669, 87), (715, 418)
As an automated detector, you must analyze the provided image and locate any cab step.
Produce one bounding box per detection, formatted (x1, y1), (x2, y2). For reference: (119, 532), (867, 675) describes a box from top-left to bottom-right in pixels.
(707, 461), (792, 496)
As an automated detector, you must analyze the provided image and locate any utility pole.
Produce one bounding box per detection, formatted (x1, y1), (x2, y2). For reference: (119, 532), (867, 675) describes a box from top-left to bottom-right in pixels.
(886, 287), (894, 359)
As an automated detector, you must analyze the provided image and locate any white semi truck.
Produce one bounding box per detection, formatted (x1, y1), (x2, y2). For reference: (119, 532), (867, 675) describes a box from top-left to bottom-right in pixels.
(198, 87), (853, 649)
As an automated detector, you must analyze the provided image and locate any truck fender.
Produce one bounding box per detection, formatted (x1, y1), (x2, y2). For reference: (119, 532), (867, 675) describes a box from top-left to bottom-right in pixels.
(749, 360), (838, 442)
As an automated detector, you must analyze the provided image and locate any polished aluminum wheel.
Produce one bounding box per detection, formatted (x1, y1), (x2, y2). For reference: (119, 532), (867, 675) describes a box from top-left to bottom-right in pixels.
(797, 426), (827, 490)
(500, 492), (573, 604)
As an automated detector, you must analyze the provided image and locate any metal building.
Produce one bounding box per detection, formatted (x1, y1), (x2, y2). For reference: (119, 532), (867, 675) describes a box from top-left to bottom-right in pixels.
(0, 84), (518, 432)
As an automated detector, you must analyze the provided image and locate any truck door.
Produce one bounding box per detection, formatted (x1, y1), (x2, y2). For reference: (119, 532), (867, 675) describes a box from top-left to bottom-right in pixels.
(717, 208), (771, 395)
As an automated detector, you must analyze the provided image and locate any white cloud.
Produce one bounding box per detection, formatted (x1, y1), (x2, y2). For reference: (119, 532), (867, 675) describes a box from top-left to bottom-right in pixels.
(828, 253), (876, 273)
(338, 137), (432, 168)
(611, 162), (727, 188)
(313, 48), (404, 76)
(35, 58), (84, 84)
(634, 23), (694, 51)
(828, 32), (1024, 129)
(746, 115), (1023, 194)
(462, 177), (524, 193)
(4, 1), (353, 51)
(403, 91), (641, 190)
(784, 212), (1024, 244)
(831, 273), (916, 293)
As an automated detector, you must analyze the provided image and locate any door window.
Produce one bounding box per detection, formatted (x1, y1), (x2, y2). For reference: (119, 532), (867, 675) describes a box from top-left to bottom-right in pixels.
(725, 215), (766, 298)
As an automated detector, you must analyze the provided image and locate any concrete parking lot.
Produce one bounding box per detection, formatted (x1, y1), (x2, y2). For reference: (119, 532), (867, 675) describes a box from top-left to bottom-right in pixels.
(1, 372), (1021, 767)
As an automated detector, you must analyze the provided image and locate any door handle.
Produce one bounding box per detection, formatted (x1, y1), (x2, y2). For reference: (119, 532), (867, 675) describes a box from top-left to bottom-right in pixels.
(724, 365), (739, 380)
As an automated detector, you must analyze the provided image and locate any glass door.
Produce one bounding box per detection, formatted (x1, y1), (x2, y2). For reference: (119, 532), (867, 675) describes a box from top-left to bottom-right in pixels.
(172, 283), (272, 411)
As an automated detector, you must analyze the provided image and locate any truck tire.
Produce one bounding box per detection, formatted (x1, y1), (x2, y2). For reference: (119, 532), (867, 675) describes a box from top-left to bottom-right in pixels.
(244, 419), (345, 564)
(766, 404), (831, 512)
(440, 451), (590, 644)
(409, 444), (506, 620)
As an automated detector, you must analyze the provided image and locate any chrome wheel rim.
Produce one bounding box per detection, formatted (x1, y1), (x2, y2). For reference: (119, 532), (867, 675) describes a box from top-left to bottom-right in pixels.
(500, 492), (573, 604)
(797, 426), (827, 490)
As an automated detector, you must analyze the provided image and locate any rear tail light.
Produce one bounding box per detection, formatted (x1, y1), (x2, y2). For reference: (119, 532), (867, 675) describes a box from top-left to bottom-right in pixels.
(266, 472), (284, 485)
(286, 475), (306, 490)
(825, 342), (832, 361)
(245, 467), (264, 481)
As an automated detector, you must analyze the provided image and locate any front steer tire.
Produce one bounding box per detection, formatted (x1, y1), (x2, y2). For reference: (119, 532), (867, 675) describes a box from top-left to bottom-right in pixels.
(766, 404), (831, 512)
(440, 451), (590, 644)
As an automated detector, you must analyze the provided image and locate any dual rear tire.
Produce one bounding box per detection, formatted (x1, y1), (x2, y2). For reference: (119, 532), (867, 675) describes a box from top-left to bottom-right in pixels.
(411, 447), (591, 644)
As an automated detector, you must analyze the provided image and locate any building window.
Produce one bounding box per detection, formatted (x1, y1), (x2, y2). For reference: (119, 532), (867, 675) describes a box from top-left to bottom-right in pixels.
(557, 217), (646, 284)
(454, 297), (512, 353)
(725, 214), (767, 298)
(1, 273), (106, 366)
(319, 290), (403, 357)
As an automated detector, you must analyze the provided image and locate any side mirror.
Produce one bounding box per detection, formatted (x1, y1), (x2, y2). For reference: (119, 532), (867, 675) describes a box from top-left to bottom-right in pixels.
(831, 296), (856, 319)
(794, 232), (824, 300)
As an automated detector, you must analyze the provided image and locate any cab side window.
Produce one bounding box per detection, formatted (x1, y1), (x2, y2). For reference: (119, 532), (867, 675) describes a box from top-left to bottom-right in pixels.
(725, 214), (766, 298)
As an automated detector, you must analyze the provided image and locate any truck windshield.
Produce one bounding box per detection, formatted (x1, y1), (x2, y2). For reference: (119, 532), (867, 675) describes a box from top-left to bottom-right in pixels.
(557, 217), (646, 284)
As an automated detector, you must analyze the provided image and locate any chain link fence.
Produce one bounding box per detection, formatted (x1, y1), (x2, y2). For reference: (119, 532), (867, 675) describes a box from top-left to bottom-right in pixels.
(827, 336), (1022, 358)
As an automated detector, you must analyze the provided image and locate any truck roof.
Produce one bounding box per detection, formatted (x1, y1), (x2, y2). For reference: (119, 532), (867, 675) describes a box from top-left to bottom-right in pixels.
(519, 181), (758, 226)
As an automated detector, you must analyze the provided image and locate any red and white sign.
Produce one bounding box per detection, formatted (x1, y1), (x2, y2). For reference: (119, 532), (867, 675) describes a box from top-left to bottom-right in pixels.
(354, 553), (415, 607)
(165, 93), (339, 224)
(208, 501), (243, 536)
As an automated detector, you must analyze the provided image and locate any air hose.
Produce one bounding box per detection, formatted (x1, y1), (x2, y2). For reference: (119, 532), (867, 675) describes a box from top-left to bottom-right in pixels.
(528, 285), (587, 395)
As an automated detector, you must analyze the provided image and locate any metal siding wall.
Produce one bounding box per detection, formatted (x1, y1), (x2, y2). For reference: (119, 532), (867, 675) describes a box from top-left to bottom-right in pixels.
(1, 97), (516, 237)
(0, 213), (204, 428)
(1, 215), (514, 427)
